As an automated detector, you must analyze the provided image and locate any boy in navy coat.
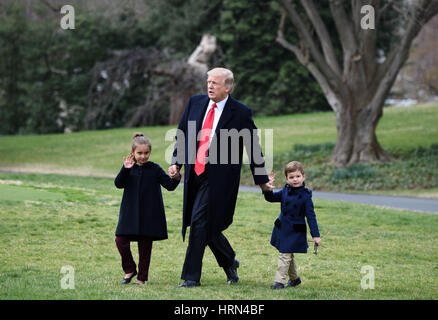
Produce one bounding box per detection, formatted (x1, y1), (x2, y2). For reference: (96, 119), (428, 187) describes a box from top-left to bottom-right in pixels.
(263, 161), (321, 289)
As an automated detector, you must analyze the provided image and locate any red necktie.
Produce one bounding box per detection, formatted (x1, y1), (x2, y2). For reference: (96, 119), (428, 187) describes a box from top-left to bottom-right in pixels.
(195, 103), (217, 176)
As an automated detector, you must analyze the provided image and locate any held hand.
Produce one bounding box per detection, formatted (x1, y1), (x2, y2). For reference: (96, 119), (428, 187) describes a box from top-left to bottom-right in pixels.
(259, 181), (274, 192)
(168, 165), (180, 179)
(172, 170), (181, 180)
(123, 154), (135, 168)
(313, 237), (321, 246)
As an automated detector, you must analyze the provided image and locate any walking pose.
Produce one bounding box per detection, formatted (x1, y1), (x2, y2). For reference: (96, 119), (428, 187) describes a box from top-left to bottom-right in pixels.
(114, 133), (180, 284)
(264, 161), (321, 289)
(168, 68), (273, 288)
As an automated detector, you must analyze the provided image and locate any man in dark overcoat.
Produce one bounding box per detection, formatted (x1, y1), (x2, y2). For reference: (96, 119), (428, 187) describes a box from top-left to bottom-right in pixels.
(168, 67), (273, 288)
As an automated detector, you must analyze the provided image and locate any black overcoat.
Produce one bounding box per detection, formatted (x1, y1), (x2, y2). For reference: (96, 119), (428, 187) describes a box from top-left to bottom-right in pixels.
(264, 184), (320, 253)
(172, 94), (269, 240)
(114, 161), (180, 240)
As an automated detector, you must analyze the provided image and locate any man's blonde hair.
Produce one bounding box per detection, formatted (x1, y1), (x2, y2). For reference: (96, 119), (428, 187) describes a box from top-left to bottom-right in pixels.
(207, 67), (234, 91)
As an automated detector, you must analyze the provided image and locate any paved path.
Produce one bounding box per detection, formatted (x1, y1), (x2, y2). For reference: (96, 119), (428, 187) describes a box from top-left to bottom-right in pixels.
(239, 186), (438, 215)
(2, 169), (437, 214)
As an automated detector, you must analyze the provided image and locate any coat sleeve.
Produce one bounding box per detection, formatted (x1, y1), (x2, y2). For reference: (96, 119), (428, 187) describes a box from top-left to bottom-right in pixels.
(114, 165), (131, 189)
(241, 107), (269, 186)
(304, 192), (320, 237)
(263, 189), (282, 203)
(171, 97), (191, 168)
(156, 164), (181, 191)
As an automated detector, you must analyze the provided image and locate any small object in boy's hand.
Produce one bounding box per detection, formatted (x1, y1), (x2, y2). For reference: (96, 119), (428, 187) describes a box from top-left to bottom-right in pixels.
(314, 242), (318, 255)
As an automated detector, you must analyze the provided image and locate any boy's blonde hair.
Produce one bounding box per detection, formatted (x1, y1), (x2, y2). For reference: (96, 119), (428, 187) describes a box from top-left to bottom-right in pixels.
(284, 161), (305, 177)
(131, 133), (151, 152)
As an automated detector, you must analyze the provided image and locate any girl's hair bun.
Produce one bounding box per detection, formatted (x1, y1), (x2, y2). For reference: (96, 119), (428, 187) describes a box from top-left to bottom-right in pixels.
(133, 132), (144, 139)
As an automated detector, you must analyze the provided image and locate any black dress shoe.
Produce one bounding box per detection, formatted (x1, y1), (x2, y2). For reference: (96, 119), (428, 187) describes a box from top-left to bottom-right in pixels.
(224, 259), (239, 284)
(285, 277), (301, 288)
(177, 280), (201, 288)
(121, 270), (137, 284)
(270, 282), (285, 289)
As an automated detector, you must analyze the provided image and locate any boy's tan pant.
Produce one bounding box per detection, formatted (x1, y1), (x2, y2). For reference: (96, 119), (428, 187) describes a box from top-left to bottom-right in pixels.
(274, 253), (299, 284)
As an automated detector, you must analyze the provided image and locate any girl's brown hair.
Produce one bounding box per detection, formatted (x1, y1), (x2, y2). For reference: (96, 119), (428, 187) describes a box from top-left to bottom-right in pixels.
(131, 133), (151, 152)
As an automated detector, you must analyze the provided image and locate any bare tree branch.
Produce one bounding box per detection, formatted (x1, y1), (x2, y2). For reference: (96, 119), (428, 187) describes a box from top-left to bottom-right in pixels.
(299, 0), (342, 76)
(377, 0), (394, 21)
(360, 0), (379, 85)
(371, 0), (438, 114)
(329, 0), (358, 55)
(276, 12), (306, 64)
(276, 10), (342, 113)
(39, 0), (61, 12)
(281, 0), (341, 90)
(424, 0), (438, 21)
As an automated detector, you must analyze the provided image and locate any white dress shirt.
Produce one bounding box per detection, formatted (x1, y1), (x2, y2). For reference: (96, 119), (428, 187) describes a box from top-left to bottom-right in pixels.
(201, 95), (228, 147)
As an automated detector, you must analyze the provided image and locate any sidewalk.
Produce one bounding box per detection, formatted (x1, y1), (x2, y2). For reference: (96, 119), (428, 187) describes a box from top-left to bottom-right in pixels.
(239, 186), (438, 215)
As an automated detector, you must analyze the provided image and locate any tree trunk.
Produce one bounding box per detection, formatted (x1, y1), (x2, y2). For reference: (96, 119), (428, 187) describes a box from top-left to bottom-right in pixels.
(168, 34), (217, 125)
(169, 89), (193, 125)
(331, 101), (392, 167)
(276, 0), (438, 167)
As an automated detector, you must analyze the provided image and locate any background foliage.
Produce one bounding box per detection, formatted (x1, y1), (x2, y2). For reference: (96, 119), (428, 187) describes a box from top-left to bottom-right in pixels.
(0, 0), (330, 135)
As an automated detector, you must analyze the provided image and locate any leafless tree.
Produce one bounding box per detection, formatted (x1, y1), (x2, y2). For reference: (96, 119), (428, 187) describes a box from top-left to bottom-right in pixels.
(276, 0), (438, 167)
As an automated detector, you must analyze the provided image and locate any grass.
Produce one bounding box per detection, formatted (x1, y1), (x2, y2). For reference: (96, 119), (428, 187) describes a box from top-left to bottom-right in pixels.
(0, 125), (175, 177)
(0, 172), (437, 300)
(351, 188), (438, 199)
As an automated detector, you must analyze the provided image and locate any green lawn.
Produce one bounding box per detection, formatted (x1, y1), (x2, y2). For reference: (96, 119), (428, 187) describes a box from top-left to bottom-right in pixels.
(1, 96), (437, 302)
(0, 172), (437, 300)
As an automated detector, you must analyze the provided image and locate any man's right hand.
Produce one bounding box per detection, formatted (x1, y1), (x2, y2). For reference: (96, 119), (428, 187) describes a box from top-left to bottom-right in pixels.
(168, 165), (180, 179)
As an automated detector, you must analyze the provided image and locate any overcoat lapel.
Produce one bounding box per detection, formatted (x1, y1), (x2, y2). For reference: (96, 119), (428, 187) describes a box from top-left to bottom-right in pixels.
(195, 96), (210, 136)
(214, 95), (235, 135)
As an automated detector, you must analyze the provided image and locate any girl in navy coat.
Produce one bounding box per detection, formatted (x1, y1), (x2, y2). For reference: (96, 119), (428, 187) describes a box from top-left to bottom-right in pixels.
(263, 161), (321, 289)
(114, 133), (180, 285)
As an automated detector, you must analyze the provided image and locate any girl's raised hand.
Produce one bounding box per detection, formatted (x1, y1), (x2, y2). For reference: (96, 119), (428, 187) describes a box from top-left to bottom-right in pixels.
(123, 154), (135, 168)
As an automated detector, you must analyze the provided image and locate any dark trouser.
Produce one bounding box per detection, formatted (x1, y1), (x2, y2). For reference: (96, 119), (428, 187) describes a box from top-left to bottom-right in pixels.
(115, 235), (153, 282)
(181, 169), (236, 282)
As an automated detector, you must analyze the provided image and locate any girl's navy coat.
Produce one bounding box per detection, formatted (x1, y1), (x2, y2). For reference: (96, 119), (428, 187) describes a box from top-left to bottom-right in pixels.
(114, 161), (180, 240)
(264, 184), (320, 253)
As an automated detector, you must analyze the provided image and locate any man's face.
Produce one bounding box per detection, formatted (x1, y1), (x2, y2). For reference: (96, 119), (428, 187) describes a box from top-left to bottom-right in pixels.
(207, 75), (231, 102)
